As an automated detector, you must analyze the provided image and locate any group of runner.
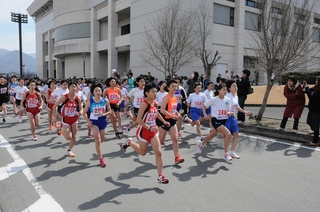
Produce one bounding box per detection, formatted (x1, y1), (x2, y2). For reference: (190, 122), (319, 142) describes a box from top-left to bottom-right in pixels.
(0, 73), (251, 184)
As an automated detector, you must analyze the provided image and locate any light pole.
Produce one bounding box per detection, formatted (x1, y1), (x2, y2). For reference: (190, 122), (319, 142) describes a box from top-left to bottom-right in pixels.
(81, 53), (87, 77)
(11, 13), (28, 78)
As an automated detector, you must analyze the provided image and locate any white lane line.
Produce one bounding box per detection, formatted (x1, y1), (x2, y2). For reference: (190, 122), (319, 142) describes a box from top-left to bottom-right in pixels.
(185, 123), (320, 152)
(0, 134), (64, 212)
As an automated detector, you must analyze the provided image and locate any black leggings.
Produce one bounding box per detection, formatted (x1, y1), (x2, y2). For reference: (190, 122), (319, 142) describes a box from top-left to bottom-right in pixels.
(280, 117), (299, 130)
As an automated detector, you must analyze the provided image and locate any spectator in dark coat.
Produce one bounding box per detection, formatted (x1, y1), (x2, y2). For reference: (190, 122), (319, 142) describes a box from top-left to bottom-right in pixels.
(186, 71), (200, 96)
(236, 69), (251, 123)
(304, 77), (320, 146)
(277, 76), (305, 132)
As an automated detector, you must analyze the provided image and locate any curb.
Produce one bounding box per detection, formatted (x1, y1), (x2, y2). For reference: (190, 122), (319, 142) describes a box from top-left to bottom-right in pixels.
(201, 120), (312, 143)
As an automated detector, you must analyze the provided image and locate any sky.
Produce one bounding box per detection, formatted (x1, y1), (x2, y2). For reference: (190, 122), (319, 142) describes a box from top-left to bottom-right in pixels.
(0, 0), (35, 54)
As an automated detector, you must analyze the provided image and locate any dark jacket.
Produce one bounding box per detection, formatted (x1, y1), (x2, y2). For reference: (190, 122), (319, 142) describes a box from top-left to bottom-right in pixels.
(187, 78), (199, 95)
(305, 87), (320, 112)
(237, 78), (250, 97)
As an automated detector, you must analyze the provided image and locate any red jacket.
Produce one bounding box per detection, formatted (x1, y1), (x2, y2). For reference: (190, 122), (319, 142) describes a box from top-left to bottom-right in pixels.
(283, 82), (305, 118)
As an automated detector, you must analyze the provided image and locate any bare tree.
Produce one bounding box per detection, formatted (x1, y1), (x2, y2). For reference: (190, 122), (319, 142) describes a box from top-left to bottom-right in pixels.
(248, 0), (320, 123)
(195, 0), (221, 79)
(141, 0), (199, 77)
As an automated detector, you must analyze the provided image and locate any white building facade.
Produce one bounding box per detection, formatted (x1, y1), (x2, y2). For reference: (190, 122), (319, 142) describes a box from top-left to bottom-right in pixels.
(27, 0), (320, 82)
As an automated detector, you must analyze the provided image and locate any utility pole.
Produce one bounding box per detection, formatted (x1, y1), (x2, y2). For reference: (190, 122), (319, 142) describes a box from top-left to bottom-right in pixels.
(11, 13), (28, 78)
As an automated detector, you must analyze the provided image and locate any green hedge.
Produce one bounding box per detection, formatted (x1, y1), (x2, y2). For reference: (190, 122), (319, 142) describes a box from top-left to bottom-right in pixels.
(281, 71), (320, 84)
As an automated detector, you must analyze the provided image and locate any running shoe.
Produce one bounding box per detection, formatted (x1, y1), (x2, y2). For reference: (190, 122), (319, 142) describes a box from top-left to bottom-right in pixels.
(49, 125), (53, 131)
(200, 136), (206, 141)
(183, 114), (188, 122)
(125, 124), (131, 134)
(116, 133), (121, 139)
(100, 158), (107, 167)
(224, 153), (233, 163)
(161, 142), (165, 148)
(178, 132), (182, 139)
(32, 135), (37, 141)
(122, 138), (132, 149)
(305, 142), (319, 146)
(88, 132), (92, 138)
(19, 116), (22, 124)
(57, 128), (62, 136)
(292, 129), (298, 133)
(275, 127), (284, 131)
(229, 151), (240, 159)
(2, 118), (6, 123)
(67, 151), (75, 157)
(54, 121), (58, 128)
(174, 154), (184, 164)
(118, 128), (123, 134)
(197, 140), (204, 153)
(15, 112), (19, 116)
(157, 175), (169, 184)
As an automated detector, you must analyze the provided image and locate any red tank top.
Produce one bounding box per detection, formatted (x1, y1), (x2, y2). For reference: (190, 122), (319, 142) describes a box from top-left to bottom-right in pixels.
(61, 94), (80, 117)
(142, 100), (158, 127)
(25, 92), (40, 108)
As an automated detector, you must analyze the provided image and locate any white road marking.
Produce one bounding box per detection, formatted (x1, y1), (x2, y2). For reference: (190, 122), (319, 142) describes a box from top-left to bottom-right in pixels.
(185, 123), (320, 152)
(0, 134), (64, 212)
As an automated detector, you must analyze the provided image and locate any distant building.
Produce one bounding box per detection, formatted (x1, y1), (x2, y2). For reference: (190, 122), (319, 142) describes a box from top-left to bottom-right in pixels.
(27, 0), (320, 83)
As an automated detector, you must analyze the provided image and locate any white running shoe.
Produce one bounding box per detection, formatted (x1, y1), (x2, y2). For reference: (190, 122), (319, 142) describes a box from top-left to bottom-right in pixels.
(229, 151), (240, 159)
(197, 140), (204, 153)
(122, 138), (132, 150)
(183, 114), (188, 122)
(32, 135), (37, 141)
(125, 124), (131, 134)
(224, 153), (233, 162)
(276, 127), (284, 131)
(178, 132), (182, 139)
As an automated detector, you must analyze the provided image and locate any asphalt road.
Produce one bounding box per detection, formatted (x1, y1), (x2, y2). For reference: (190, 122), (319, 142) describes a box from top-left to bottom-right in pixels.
(0, 112), (319, 212)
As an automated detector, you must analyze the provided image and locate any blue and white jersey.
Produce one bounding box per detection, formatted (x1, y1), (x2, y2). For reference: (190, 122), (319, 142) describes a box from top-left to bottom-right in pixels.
(89, 97), (107, 121)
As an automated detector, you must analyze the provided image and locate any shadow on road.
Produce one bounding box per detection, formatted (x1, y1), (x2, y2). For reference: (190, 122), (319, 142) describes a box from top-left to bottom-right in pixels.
(284, 147), (315, 158)
(78, 176), (164, 210)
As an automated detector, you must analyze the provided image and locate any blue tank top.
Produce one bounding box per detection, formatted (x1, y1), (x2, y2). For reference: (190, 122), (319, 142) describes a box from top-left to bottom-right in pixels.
(89, 97), (107, 121)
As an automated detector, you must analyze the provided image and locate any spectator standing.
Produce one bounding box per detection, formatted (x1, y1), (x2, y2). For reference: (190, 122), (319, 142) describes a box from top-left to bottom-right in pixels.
(128, 73), (135, 91)
(304, 77), (320, 146)
(276, 76), (305, 133)
(230, 71), (235, 80)
(225, 70), (230, 80)
(254, 71), (259, 85)
(216, 74), (222, 84)
(236, 69), (251, 124)
(186, 71), (200, 96)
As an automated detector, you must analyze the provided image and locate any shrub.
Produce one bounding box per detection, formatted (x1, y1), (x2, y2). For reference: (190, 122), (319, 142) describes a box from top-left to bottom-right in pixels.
(281, 70), (320, 84)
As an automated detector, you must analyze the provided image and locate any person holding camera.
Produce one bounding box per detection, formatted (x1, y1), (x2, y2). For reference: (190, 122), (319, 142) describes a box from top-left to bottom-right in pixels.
(236, 69), (251, 124)
(276, 76), (305, 133)
(304, 77), (320, 146)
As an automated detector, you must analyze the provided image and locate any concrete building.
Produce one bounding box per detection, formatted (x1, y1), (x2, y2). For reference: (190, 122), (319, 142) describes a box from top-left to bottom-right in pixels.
(27, 0), (320, 83)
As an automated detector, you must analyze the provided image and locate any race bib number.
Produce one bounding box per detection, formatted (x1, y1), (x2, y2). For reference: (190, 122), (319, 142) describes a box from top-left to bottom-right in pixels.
(65, 107), (77, 116)
(0, 88), (7, 94)
(17, 92), (24, 99)
(175, 95), (182, 103)
(194, 102), (202, 107)
(27, 99), (38, 108)
(146, 113), (157, 126)
(170, 104), (177, 114)
(109, 93), (118, 101)
(217, 109), (227, 119)
(136, 97), (144, 106)
(231, 105), (238, 113)
(90, 107), (105, 120)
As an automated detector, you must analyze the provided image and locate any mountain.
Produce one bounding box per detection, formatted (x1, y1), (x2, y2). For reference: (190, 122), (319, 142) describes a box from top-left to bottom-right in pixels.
(0, 49), (36, 75)
(28, 53), (36, 59)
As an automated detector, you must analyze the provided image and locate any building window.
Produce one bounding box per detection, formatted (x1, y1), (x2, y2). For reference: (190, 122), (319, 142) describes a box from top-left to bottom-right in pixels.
(294, 13), (305, 21)
(226, 0), (235, 2)
(271, 7), (281, 15)
(213, 4), (234, 26)
(295, 24), (305, 40)
(121, 24), (130, 35)
(314, 18), (320, 24)
(271, 17), (282, 35)
(245, 11), (260, 31)
(312, 28), (320, 43)
(245, 0), (260, 9)
(244, 56), (258, 69)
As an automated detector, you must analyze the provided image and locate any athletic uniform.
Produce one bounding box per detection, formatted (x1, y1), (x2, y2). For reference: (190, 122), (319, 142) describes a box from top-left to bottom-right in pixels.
(204, 96), (231, 130)
(46, 89), (55, 111)
(136, 100), (158, 143)
(25, 92), (41, 117)
(174, 86), (186, 112)
(128, 87), (144, 116)
(156, 91), (168, 127)
(105, 87), (121, 112)
(203, 89), (213, 115)
(14, 85), (29, 106)
(9, 82), (18, 97)
(89, 97), (107, 130)
(187, 92), (207, 122)
(225, 93), (239, 134)
(160, 94), (178, 131)
(61, 94), (80, 126)
(120, 87), (128, 109)
(0, 84), (9, 106)
(52, 88), (69, 114)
